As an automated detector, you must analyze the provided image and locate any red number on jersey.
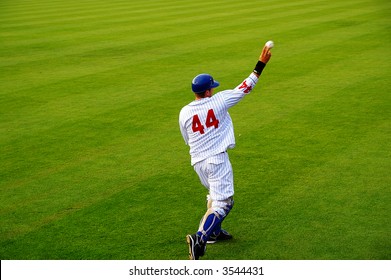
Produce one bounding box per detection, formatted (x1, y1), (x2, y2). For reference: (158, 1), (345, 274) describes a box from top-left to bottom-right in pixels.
(192, 109), (219, 135)
(192, 114), (205, 134)
(206, 109), (219, 129)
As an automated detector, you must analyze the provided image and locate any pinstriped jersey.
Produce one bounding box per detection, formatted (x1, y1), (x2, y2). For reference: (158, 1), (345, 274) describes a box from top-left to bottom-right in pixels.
(179, 73), (259, 165)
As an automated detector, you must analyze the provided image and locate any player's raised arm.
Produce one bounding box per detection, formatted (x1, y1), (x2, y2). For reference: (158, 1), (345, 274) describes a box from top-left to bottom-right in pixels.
(253, 43), (273, 77)
(232, 42), (273, 95)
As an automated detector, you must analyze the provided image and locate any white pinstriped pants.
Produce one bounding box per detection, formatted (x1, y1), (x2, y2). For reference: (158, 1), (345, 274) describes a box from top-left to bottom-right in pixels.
(193, 152), (234, 216)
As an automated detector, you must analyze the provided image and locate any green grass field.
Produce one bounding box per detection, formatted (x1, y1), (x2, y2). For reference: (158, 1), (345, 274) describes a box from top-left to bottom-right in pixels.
(1, 0), (390, 260)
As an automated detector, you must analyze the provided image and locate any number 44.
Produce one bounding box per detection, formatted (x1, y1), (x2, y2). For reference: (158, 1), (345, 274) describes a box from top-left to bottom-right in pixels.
(192, 109), (219, 134)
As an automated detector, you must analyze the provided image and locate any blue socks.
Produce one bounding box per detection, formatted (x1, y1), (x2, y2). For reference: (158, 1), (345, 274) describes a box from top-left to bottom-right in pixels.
(197, 212), (223, 243)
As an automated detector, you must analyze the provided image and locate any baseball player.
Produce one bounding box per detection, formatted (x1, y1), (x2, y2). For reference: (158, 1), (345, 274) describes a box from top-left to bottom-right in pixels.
(179, 44), (272, 260)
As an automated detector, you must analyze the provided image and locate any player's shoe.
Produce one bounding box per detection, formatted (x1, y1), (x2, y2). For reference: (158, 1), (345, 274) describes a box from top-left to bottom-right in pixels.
(186, 234), (206, 260)
(207, 229), (233, 244)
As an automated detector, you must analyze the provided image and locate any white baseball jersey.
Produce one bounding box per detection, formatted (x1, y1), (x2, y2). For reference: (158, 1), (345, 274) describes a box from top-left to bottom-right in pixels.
(179, 73), (259, 166)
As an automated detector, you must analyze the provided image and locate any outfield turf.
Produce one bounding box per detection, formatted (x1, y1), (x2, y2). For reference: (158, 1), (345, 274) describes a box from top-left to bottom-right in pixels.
(0, 0), (390, 260)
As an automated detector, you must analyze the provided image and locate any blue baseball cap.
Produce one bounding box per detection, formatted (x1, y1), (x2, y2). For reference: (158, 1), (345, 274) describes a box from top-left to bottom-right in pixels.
(191, 73), (220, 93)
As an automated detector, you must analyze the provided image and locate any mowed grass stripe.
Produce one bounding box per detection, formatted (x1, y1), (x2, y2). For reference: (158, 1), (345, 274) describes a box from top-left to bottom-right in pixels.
(1, 0), (371, 54)
(1, 0), (260, 28)
(1, 0), (379, 96)
(2, 0), (374, 47)
(1, 0), (374, 75)
(0, 0), (167, 22)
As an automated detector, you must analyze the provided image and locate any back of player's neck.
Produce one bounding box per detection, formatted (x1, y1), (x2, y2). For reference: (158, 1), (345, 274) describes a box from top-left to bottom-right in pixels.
(195, 96), (211, 101)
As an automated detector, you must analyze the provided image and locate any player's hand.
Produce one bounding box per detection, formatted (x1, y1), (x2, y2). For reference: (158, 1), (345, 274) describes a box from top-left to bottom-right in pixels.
(259, 45), (272, 64)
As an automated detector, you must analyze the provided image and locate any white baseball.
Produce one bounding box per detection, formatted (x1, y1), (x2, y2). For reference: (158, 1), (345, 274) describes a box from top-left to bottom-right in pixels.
(265, 40), (274, 49)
